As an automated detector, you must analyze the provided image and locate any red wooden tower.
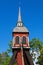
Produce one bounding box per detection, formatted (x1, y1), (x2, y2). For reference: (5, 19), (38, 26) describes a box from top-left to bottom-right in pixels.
(9, 7), (34, 65)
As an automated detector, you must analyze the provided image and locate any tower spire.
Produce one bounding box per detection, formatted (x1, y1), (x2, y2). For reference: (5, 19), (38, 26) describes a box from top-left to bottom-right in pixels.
(17, 6), (23, 27)
(18, 6), (22, 22)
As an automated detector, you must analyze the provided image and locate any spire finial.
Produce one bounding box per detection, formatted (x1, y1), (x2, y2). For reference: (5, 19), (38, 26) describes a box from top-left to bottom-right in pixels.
(18, 6), (22, 22)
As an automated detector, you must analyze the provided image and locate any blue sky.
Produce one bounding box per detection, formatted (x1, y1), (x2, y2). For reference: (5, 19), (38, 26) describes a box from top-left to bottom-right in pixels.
(0, 0), (43, 52)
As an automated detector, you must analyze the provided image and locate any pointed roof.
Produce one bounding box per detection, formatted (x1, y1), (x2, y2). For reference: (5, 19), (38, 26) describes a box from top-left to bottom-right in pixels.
(18, 6), (22, 22)
(17, 7), (23, 27)
(13, 7), (29, 33)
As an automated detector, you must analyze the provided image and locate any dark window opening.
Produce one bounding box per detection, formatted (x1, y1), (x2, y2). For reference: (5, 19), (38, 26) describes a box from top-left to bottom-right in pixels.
(15, 36), (19, 44)
(22, 36), (26, 44)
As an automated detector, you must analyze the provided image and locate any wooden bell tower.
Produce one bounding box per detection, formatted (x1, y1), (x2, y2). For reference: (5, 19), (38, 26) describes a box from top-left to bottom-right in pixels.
(9, 7), (34, 65)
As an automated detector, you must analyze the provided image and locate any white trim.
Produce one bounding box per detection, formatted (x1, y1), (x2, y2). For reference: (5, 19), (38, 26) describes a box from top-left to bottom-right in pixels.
(23, 46), (30, 48)
(12, 46), (30, 49)
(28, 37), (29, 46)
(20, 36), (22, 44)
(12, 47), (20, 48)
(15, 44), (20, 46)
(13, 37), (15, 46)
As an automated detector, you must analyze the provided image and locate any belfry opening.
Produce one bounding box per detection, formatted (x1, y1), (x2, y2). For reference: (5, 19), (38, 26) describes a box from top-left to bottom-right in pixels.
(9, 7), (34, 65)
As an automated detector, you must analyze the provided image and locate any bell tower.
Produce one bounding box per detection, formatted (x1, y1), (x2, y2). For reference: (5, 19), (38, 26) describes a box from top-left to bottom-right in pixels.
(9, 7), (34, 65)
(13, 7), (29, 47)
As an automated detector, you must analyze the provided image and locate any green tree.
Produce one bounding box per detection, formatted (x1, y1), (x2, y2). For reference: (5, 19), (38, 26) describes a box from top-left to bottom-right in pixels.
(30, 38), (43, 64)
(0, 53), (2, 65)
(2, 52), (10, 65)
(30, 38), (42, 50)
(7, 41), (17, 65)
(36, 46), (43, 65)
(7, 41), (13, 53)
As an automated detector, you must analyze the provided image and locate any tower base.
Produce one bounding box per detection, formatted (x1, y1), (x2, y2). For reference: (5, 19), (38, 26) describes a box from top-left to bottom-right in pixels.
(9, 47), (34, 65)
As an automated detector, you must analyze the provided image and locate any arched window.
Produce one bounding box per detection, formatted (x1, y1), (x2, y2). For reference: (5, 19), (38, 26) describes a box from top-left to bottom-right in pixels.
(15, 36), (19, 44)
(22, 36), (26, 44)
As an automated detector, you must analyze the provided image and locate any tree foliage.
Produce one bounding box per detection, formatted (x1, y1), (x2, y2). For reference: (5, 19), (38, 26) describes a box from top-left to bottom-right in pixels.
(30, 38), (42, 50)
(0, 52), (10, 65)
(36, 46), (43, 65)
(30, 38), (43, 65)
(7, 41), (13, 53)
